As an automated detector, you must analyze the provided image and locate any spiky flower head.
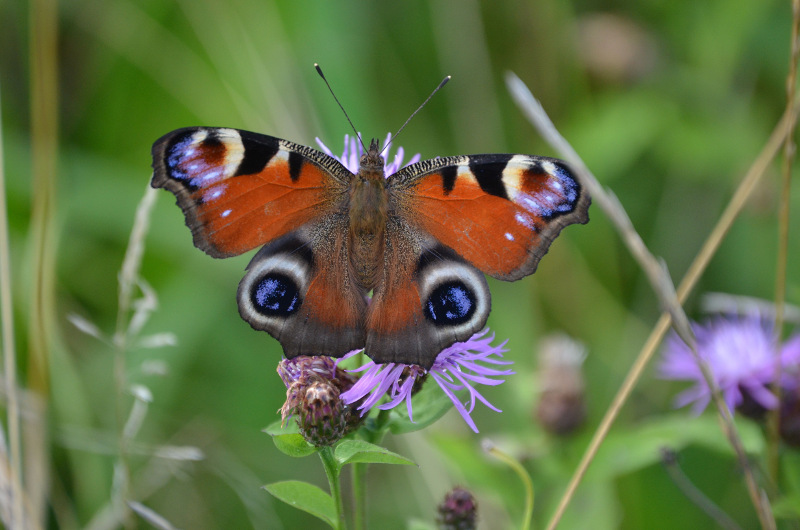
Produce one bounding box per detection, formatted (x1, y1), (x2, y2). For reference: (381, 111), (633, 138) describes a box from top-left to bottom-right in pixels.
(659, 315), (800, 415)
(277, 356), (363, 446)
(297, 380), (347, 447)
(436, 487), (478, 530)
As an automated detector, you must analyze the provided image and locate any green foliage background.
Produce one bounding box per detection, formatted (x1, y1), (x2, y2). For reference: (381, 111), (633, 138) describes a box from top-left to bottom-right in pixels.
(2, 0), (800, 528)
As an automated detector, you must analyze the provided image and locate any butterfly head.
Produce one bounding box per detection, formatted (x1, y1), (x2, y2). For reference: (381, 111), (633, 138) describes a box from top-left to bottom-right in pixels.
(359, 138), (386, 177)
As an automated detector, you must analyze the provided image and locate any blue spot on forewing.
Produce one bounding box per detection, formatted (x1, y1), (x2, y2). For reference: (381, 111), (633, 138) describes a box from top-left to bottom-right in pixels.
(166, 134), (225, 186)
(167, 137), (194, 180)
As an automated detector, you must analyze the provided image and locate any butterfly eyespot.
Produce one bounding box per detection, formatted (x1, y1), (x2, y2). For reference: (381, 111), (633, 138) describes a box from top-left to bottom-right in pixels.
(237, 242), (312, 332)
(414, 249), (491, 348)
(424, 281), (476, 325)
(251, 273), (301, 316)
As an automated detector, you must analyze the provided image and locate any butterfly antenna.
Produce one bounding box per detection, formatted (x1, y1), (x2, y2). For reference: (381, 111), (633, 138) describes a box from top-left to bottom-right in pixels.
(315, 63), (367, 152)
(382, 75), (451, 156)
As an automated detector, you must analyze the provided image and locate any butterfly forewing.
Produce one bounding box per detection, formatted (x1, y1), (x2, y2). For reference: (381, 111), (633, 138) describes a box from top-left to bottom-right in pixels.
(151, 127), (351, 257)
(389, 154), (590, 281)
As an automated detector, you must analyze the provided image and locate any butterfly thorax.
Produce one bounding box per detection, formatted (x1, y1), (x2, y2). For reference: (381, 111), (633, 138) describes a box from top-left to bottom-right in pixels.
(348, 139), (388, 289)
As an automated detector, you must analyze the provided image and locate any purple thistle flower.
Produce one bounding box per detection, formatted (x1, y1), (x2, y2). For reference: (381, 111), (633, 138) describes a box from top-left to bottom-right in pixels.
(339, 330), (514, 433)
(659, 315), (800, 415)
(316, 133), (421, 175)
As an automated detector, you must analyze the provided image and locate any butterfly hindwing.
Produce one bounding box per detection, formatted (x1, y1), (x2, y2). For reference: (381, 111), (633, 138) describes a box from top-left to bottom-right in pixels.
(151, 127), (351, 257)
(364, 226), (491, 367)
(237, 228), (368, 358)
(389, 154), (590, 281)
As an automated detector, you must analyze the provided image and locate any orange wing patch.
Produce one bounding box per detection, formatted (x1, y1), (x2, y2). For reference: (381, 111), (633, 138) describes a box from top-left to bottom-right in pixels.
(152, 127), (347, 258)
(396, 155), (588, 281)
(196, 160), (337, 256)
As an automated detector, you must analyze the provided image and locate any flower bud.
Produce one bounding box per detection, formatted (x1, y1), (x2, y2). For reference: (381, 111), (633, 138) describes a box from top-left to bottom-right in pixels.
(436, 487), (477, 530)
(536, 334), (587, 436)
(278, 356), (337, 387)
(297, 380), (348, 447)
(277, 356), (367, 445)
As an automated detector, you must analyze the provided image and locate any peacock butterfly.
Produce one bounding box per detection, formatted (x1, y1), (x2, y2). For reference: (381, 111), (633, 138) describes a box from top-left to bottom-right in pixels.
(151, 125), (589, 369)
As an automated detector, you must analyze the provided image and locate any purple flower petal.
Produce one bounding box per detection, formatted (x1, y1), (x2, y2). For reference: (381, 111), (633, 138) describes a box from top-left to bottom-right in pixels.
(431, 372), (480, 432)
(314, 133), (419, 175)
(659, 314), (800, 414)
(340, 329), (513, 433)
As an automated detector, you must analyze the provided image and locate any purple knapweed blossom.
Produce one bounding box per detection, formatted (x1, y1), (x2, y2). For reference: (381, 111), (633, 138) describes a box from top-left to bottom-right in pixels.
(339, 330), (515, 433)
(316, 132), (421, 175)
(659, 315), (800, 415)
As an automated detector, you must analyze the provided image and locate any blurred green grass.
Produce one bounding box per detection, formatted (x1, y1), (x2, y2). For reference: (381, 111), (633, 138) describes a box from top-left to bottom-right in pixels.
(2, 0), (800, 527)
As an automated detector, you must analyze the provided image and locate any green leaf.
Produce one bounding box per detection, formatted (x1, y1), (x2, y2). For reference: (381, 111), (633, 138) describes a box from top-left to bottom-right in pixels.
(772, 494), (800, 519)
(586, 413), (764, 481)
(263, 480), (336, 527)
(264, 419), (299, 435)
(557, 479), (620, 530)
(264, 420), (318, 458)
(782, 451), (800, 495)
(272, 433), (319, 458)
(407, 518), (437, 530)
(334, 439), (416, 466)
(388, 379), (453, 435)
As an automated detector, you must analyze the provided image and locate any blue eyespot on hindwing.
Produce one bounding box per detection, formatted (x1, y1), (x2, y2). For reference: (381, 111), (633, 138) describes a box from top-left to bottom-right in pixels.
(424, 281), (476, 325)
(251, 273), (301, 316)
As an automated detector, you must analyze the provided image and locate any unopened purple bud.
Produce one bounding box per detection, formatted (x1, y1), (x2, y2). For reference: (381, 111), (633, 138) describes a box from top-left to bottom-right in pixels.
(436, 487), (478, 530)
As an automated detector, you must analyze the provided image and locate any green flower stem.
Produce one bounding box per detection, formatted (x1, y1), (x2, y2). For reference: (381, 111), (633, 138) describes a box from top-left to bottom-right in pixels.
(484, 441), (534, 530)
(373, 409), (391, 431)
(352, 462), (367, 530)
(352, 409), (391, 530)
(319, 446), (347, 530)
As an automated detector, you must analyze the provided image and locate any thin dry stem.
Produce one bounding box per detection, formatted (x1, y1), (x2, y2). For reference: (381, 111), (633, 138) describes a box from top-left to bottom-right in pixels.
(26, 0), (60, 526)
(506, 72), (793, 530)
(115, 186), (158, 347)
(768, 0), (800, 481)
(108, 185), (159, 529)
(29, 0), (59, 396)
